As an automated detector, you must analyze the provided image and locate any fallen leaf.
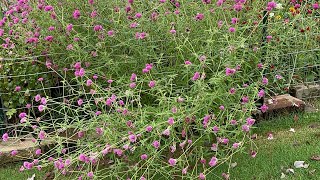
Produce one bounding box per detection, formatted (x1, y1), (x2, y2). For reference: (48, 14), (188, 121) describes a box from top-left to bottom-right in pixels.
(311, 155), (320, 161)
(286, 168), (294, 174)
(27, 174), (35, 180)
(294, 161), (309, 168)
(289, 128), (295, 133)
(231, 162), (237, 168)
(280, 173), (286, 179)
(309, 169), (316, 175)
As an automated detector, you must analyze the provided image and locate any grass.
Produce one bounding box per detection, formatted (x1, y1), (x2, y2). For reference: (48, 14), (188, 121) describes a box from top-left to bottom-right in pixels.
(1, 106), (319, 180)
(212, 106), (320, 180)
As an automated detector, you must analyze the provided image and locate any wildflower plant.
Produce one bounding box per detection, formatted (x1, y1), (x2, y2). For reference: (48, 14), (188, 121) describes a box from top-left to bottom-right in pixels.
(0, 0), (319, 179)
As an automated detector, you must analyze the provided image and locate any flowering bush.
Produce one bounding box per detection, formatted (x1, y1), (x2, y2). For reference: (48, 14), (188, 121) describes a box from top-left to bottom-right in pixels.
(0, 0), (319, 179)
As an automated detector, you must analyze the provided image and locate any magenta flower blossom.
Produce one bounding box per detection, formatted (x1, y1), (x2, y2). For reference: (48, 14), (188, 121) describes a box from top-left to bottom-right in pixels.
(233, 3), (243, 11)
(212, 126), (219, 133)
(128, 134), (137, 142)
(199, 173), (205, 180)
(211, 143), (218, 151)
(313, 3), (319, 10)
(79, 154), (87, 161)
(135, 32), (147, 39)
(2, 133), (8, 142)
(135, 13), (142, 18)
(168, 117), (174, 125)
(86, 79), (93, 86)
(219, 105), (225, 110)
(168, 158), (177, 166)
(35, 149), (42, 155)
(149, 80), (156, 88)
(195, 13), (204, 21)
(209, 157), (218, 167)
(87, 172), (94, 178)
(41, 97), (47, 105)
(258, 89), (265, 98)
(229, 88), (236, 94)
(182, 167), (188, 174)
(169, 29), (176, 34)
(38, 130), (46, 140)
(230, 119), (238, 125)
(141, 154), (148, 160)
(73, 9), (81, 19)
(44, 36), (53, 41)
(262, 77), (269, 85)
(96, 127), (103, 135)
(44, 6), (53, 11)
(38, 105), (45, 112)
(229, 27), (236, 33)
(129, 82), (136, 89)
(226, 67), (236, 76)
(130, 73), (137, 81)
(260, 104), (268, 113)
(246, 118), (255, 126)
(232, 142), (240, 149)
(11, 150), (18, 156)
(231, 18), (238, 24)
(152, 140), (160, 149)
(192, 72), (200, 81)
(146, 126), (153, 132)
(162, 129), (170, 136)
(77, 99), (83, 106)
(93, 25), (103, 31)
(242, 125), (250, 132)
(15, 86), (21, 92)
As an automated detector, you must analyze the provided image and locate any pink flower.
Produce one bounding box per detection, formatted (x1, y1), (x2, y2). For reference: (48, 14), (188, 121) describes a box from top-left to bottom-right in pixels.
(38, 105), (45, 112)
(66, 24), (73, 31)
(107, 30), (114, 37)
(182, 167), (188, 174)
(152, 140), (160, 149)
(211, 143), (218, 151)
(162, 129), (170, 136)
(87, 172), (94, 178)
(219, 105), (225, 110)
(79, 154), (87, 161)
(135, 13), (142, 18)
(208, 157), (218, 167)
(44, 6), (53, 11)
(129, 82), (136, 89)
(231, 18), (238, 24)
(229, 27), (236, 32)
(44, 36), (53, 42)
(313, 3), (319, 10)
(96, 128), (103, 135)
(229, 88), (236, 94)
(2, 133), (8, 142)
(38, 130), (46, 140)
(258, 89), (265, 98)
(230, 119), (238, 125)
(35, 149), (41, 155)
(11, 150), (18, 156)
(226, 68), (236, 76)
(169, 29), (176, 34)
(130, 73), (137, 81)
(195, 13), (204, 21)
(86, 79), (93, 86)
(260, 104), (268, 113)
(232, 142), (240, 149)
(41, 97), (47, 105)
(168, 158), (177, 166)
(15, 86), (21, 92)
(140, 154), (148, 160)
(212, 126), (219, 133)
(149, 80), (156, 88)
(73, 9), (81, 19)
(233, 3), (243, 11)
(168, 117), (174, 125)
(246, 118), (255, 126)
(262, 77), (269, 85)
(93, 25), (103, 31)
(146, 126), (153, 132)
(128, 134), (137, 142)
(242, 125), (250, 132)
(77, 99), (83, 106)
(199, 173), (205, 180)
(192, 72), (200, 81)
